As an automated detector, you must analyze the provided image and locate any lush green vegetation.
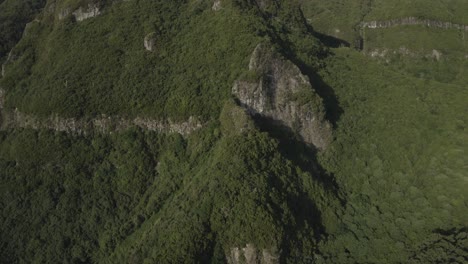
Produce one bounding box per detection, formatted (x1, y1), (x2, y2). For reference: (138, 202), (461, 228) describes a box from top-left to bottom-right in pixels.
(301, 0), (468, 47)
(365, 0), (468, 24)
(316, 48), (467, 263)
(2, 0), (253, 119)
(301, 0), (372, 46)
(0, 122), (342, 263)
(0, 0), (467, 263)
(1, 0), (323, 121)
(362, 25), (468, 85)
(364, 27), (467, 54)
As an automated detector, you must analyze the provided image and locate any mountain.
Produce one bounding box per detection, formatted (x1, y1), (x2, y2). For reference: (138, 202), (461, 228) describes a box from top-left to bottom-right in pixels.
(0, 0), (467, 263)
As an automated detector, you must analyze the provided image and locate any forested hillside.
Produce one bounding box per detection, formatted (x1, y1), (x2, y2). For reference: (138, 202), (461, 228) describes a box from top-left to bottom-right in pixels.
(0, 0), (467, 263)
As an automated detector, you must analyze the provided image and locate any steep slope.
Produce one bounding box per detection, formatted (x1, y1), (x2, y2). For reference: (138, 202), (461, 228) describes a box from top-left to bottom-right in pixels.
(301, 3), (467, 261)
(316, 48), (467, 263)
(0, 0), (343, 263)
(1, 0), (257, 119)
(233, 43), (332, 150)
(0, 0), (467, 263)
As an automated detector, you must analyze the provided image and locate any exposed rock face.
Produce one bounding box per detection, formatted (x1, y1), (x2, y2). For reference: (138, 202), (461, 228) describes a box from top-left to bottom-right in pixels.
(144, 32), (157, 51)
(1, 61), (6, 78)
(1, 51), (17, 78)
(366, 47), (444, 61)
(57, 3), (101, 21)
(431, 49), (442, 61)
(73, 3), (101, 22)
(0, 89), (4, 109)
(212, 0), (222, 11)
(367, 48), (389, 58)
(361, 17), (468, 31)
(0, 109), (202, 136)
(58, 7), (71, 20)
(227, 244), (279, 264)
(0, 89), (4, 127)
(0, 85), (201, 135)
(232, 44), (332, 150)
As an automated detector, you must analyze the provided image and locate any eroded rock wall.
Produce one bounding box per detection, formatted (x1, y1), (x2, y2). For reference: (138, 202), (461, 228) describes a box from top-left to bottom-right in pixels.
(362, 17), (468, 31)
(0, 108), (202, 136)
(233, 44), (332, 150)
(227, 244), (279, 264)
(54, 1), (102, 22)
(72, 3), (100, 21)
(212, 0), (222, 11)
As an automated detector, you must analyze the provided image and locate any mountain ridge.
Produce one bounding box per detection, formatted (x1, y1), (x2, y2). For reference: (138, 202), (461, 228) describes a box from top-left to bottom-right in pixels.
(0, 0), (466, 263)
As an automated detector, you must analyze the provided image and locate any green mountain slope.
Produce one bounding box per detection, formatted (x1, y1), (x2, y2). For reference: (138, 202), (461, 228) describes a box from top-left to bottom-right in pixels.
(0, 0), (467, 263)
(317, 48), (467, 263)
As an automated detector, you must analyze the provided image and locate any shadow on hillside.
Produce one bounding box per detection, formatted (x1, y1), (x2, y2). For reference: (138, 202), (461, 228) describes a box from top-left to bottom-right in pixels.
(312, 31), (351, 48)
(267, 24), (344, 127)
(305, 66), (343, 127)
(253, 115), (343, 203)
(282, 49), (343, 128)
(251, 114), (344, 261)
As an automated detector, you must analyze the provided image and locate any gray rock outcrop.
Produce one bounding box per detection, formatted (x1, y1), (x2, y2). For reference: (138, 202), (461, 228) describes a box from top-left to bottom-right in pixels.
(0, 89), (5, 128)
(57, 3), (101, 21)
(431, 49), (442, 61)
(366, 47), (444, 61)
(361, 17), (468, 31)
(227, 244), (279, 264)
(73, 3), (101, 22)
(1, 51), (17, 78)
(212, 0), (222, 11)
(0, 89), (4, 109)
(232, 44), (332, 150)
(0, 108), (202, 136)
(144, 32), (157, 51)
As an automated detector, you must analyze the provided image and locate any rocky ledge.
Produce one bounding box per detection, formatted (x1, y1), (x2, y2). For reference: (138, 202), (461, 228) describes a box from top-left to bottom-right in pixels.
(0, 93), (202, 136)
(361, 17), (468, 31)
(227, 244), (279, 264)
(57, 2), (101, 22)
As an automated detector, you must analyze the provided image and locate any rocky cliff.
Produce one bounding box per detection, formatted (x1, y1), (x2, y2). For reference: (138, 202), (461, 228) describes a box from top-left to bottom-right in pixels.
(366, 47), (444, 61)
(144, 32), (157, 51)
(361, 17), (468, 31)
(0, 88), (4, 127)
(0, 87), (202, 136)
(0, 109), (201, 136)
(0, 89), (4, 109)
(1, 50), (16, 78)
(232, 44), (332, 150)
(212, 0), (222, 11)
(54, 0), (102, 21)
(72, 3), (100, 21)
(359, 17), (468, 58)
(227, 244), (279, 264)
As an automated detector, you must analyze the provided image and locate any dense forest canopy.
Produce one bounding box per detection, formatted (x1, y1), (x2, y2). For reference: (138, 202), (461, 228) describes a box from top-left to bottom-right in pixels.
(0, 0), (467, 263)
